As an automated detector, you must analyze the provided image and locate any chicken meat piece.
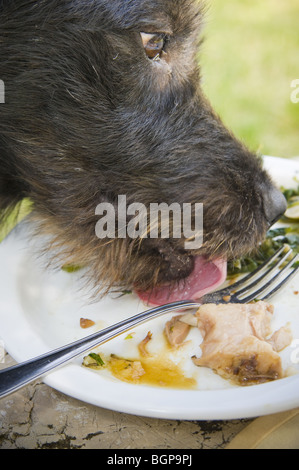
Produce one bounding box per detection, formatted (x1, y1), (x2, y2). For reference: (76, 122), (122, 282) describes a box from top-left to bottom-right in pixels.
(268, 325), (293, 352)
(138, 331), (153, 357)
(164, 315), (191, 348)
(192, 301), (292, 385)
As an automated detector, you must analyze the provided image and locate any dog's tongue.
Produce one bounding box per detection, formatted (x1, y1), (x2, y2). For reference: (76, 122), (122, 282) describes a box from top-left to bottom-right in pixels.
(136, 256), (227, 306)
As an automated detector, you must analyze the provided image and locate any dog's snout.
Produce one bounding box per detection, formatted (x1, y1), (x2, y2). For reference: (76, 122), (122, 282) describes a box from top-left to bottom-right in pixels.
(263, 186), (287, 226)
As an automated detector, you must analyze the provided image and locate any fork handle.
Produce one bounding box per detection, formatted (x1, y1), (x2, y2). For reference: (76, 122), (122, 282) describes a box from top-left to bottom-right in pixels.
(0, 300), (199, 399)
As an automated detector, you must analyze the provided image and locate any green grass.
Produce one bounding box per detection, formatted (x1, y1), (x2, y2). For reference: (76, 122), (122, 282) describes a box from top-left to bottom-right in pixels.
(200, 0), (299, 158)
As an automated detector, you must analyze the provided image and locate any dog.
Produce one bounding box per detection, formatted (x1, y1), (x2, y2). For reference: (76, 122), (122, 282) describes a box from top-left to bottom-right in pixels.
(0, 0), (286, 305)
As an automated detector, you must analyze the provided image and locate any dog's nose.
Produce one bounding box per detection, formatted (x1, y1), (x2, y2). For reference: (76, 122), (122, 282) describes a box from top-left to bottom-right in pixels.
(263, 186), (287, 225)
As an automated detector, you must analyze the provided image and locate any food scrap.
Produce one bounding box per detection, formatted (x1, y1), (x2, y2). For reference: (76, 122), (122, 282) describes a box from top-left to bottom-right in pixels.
(138, 331), (153, 357)
(82, 350), (196, 389)
(108, 354), (196, 389)
(61, 264), (83, 273)
(109, 355), (146, 383)
(83, 352), (105, 369)
(80, 318), (95, 329)
(192, 301), (292, 385)
(164, 315), (191, 348)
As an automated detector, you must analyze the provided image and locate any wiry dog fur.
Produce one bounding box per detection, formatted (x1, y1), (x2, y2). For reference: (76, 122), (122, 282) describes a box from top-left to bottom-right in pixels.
(0, 0), (285, 296)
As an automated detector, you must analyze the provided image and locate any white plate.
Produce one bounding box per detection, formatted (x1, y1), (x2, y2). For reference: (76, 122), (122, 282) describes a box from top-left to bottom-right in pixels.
(0, 156), (299, 420)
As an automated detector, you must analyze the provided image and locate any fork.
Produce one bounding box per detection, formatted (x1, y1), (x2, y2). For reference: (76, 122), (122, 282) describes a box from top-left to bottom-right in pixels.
(0, 245), (298, 399)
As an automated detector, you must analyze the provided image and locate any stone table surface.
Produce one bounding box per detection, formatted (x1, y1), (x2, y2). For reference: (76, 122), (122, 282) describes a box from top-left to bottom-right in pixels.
(0, 354), (251, 449)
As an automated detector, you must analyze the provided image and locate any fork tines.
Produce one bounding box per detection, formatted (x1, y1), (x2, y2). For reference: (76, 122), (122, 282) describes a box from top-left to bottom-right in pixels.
(232, 245), (299, 303)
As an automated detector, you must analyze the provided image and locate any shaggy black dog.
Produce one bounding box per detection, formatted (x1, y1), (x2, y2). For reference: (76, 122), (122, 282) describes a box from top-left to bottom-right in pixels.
(0, 0), (286, 304)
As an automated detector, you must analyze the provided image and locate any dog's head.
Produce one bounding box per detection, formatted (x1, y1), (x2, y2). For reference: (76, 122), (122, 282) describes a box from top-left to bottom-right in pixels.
(0, 0), (286, 304)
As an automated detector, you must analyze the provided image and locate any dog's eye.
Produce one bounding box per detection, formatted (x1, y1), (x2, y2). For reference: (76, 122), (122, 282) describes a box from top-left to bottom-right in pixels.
(140, 32), (168, 60)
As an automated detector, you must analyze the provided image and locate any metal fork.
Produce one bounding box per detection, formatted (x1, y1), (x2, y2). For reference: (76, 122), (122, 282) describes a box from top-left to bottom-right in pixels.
(0, 245), (298, 399)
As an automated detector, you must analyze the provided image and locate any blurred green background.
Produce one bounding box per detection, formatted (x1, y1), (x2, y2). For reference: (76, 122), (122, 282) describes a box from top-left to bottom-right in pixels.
(200, 0), (299, 158)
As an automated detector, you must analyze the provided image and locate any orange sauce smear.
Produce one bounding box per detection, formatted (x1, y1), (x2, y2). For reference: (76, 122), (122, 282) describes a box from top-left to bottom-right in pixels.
(108, 353), (197, 390)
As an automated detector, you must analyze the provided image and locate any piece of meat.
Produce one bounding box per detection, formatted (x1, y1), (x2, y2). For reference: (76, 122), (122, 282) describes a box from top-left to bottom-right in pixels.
(164, 315), (191, 348)
(268, 326), (293, 352)
(192, 301), (292, 385)
(138, 331), (153, 357)
(80, 318), (95, 329)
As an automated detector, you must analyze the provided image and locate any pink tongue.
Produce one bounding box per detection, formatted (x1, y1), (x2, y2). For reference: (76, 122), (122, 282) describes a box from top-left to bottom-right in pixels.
(135, 256), (227, 306)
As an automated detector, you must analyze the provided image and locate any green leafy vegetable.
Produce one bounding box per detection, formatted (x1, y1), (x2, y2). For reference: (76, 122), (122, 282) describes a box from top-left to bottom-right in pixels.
(227, 186), (299, 277)
(88, 353), (105, 366)
(61, 264), (83, 273)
